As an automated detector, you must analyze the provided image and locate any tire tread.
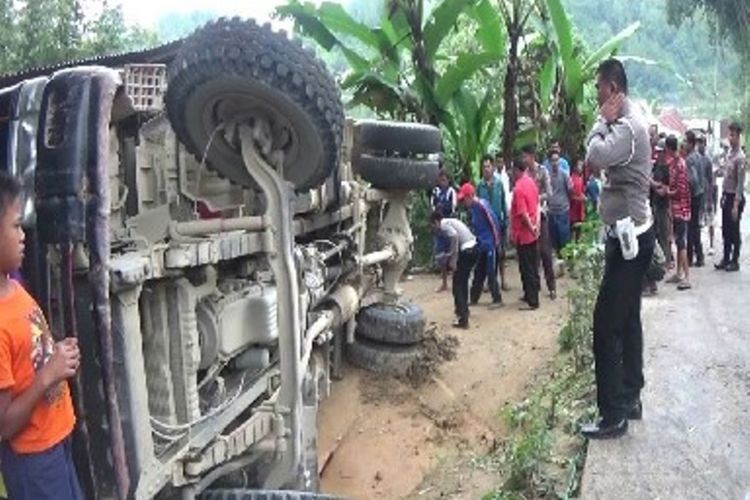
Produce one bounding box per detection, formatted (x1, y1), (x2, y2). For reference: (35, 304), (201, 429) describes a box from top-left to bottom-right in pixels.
(166, 18), (344, 190)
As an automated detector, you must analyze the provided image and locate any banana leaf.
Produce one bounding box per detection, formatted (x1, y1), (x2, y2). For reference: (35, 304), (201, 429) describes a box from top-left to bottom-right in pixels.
(277, 1), (372, 72)
(435, 51), (498, 106)
(346, 72), (404, 115)
(582, 22), (640, 75)
(469, 0), (506, 57)
(546, 0), (583, 102)
(423, 0), (473, 59)
(277, 2), (337, 50)
(382, 7), (412, 47)
(539, 53), (557, 111)
(315, 2), (381, 48)
(476, 88), (499, 149)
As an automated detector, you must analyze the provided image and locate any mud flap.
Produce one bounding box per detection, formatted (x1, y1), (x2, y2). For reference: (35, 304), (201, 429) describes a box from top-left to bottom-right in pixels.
(36, 67), (131, 499)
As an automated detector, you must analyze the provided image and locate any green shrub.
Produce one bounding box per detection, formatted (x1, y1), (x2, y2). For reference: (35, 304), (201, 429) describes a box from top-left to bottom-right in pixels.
(484, 217), (603, 498)
(560, 219), (604, 370)
(409, 191), (435, 268)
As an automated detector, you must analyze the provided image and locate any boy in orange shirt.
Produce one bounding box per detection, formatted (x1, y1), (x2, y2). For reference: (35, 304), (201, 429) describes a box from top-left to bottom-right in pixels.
(0, 172), (82, 499)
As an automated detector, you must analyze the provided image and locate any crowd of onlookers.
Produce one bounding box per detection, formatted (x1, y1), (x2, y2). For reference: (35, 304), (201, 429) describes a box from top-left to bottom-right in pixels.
(645, 122), (745, 293)
(429, 121), (746, 328)
(429, 141), (604, 327)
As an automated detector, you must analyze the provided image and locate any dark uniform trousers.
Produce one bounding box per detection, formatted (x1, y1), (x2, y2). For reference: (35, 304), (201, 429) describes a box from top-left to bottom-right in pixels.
(721, 192), (745, 264)
(593, 228), (655, 423)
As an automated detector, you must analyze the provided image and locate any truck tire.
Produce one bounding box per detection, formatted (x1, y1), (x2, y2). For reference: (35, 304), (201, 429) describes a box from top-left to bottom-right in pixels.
(166, 18), (345, 191)
(353, 154), (439, 190)
(346, 336), (421, 376)
(354, 120), (441, 155)
(356, 301), (425, 345)
(201, 491), (340, 500)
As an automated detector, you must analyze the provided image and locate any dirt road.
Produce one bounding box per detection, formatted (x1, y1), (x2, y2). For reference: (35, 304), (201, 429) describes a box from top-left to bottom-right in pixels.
(581, 219), (750, 499)
(319, 265), (569, 499)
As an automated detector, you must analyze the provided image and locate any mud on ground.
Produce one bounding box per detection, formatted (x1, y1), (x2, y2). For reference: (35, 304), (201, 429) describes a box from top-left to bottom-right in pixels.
(404, 324), (460, 388)
(318, 265), (570, 499)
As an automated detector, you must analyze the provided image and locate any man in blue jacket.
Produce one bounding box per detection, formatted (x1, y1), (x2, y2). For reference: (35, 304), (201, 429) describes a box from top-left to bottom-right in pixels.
(477, 154), (509, 291)
(458, 182), (503, 308)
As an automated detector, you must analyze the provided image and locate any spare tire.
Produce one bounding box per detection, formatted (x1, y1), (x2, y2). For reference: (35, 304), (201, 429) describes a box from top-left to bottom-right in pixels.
(353, 154), (439, 190)
(166, 18), (345, 191)
(346, 336), (421, 376)
(354, 120), (441, 155)
(356, 301), (425, 345)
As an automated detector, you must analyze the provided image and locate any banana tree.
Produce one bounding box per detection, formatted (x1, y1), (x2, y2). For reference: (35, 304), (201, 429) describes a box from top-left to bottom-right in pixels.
(443, 86), (499, 179)
(276, 0), (507, 178)
(530, 0), (641, 160)
(496, 0), (543, 166)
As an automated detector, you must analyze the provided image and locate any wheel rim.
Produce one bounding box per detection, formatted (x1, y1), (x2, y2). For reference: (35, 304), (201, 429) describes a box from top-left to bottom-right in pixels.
(183, 75), (324, 188)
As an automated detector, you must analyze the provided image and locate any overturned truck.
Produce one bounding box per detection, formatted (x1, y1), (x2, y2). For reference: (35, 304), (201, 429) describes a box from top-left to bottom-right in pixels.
(0, 18), (442, 500)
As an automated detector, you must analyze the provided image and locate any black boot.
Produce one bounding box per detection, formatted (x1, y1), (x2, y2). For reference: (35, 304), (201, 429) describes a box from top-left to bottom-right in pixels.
(581, 418), (628, 439)
(626, 400), (642, 420)
(452, 317), (469, 329)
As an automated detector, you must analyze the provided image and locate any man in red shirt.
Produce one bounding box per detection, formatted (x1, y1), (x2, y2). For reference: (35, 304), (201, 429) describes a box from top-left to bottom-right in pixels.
(511, 156), (541, 310)
(666, 135), (692, 290)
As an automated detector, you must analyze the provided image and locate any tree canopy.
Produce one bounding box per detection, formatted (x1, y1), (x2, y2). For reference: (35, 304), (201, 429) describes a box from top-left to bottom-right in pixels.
(664, 0), (749, 123)
(565, 0), (743, 118)
(0, 0), (158, 75)
(666, 0), (750, 58)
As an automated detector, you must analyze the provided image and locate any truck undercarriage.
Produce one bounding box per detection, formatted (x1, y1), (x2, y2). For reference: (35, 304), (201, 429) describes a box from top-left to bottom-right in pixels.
(0, 18), (441, 499)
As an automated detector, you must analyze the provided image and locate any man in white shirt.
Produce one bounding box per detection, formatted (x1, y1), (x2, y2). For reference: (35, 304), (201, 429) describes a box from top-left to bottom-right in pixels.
(493, 153), (512, 211)
(431, 211), (478, 329)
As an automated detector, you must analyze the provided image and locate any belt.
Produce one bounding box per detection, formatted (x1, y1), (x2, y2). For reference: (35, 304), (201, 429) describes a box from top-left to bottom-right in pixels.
(605, 218), (653, 239)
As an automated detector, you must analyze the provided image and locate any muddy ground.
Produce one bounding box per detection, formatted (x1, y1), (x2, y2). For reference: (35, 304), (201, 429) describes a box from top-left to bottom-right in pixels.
(318, 265), (570, 499)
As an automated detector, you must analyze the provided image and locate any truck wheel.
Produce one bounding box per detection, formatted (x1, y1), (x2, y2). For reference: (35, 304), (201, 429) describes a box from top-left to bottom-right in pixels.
(356, 301), (425, 345)
(354, 120), (441, 155)
(166, 18), (345, 191)
(201, 490), (340, 499)
(346, 336), (421, 376)
(353, 154), (439, 191)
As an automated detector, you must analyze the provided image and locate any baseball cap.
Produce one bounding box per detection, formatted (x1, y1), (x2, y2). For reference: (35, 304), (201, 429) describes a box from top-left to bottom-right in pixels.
(457, 183), (475, 201)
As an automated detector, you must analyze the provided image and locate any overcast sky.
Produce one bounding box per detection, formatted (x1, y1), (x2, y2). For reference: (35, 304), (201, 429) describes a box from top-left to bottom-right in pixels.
(119, 0), (321, 28)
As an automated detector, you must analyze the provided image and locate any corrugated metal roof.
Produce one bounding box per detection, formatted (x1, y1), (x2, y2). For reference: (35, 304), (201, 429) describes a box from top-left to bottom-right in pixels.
(0, 40), (183, 90)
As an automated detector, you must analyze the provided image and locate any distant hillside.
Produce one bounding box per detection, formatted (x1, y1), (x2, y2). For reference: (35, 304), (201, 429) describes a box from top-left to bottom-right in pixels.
(563, 0), (741, 118)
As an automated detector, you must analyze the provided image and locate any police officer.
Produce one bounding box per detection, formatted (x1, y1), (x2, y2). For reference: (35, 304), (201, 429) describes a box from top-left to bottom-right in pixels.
(581, 59), (656, 439)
